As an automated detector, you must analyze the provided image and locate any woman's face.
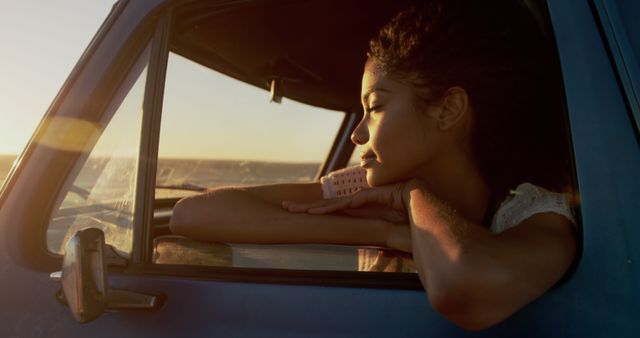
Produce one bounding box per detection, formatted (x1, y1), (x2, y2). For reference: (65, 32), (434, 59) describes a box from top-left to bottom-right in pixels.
(353, 61), (446, 186)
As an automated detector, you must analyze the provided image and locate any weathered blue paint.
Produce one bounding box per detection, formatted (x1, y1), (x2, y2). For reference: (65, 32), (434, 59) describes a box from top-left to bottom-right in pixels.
(545, 0), (640, 336)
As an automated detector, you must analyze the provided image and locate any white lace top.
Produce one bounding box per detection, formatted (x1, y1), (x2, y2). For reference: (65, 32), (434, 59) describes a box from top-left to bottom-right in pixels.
(321, 166), (576, 234)
(490, 182), (575, 233)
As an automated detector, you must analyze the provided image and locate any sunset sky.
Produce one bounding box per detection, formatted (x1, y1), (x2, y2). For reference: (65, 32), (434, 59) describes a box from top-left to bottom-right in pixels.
(0, 1), (114, 155)
(0, 1), (356, 163)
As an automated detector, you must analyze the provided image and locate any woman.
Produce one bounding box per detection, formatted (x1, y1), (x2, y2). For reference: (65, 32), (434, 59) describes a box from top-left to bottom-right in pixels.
(170, 0), (577, 331)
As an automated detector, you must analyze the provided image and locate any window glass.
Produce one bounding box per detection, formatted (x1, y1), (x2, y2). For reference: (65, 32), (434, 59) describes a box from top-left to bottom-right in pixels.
(46, 44), (151, 256)
(155, 52), (344, 199)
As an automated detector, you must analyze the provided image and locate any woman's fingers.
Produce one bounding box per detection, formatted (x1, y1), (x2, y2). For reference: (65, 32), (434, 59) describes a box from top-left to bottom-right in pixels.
(283, 189), (376, 214)
(308, 198), (356, 214)
(282, 187), (409, 224)
(282, 198), (340, 213)
(282, 197), (351, 214)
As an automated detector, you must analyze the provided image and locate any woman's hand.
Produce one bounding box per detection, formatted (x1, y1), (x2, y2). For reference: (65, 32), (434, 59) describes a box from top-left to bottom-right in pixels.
(282, 181), (410, 224)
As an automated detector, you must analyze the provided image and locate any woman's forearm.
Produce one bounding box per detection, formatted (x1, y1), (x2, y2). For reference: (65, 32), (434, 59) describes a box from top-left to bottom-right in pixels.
(402, 179), (503, 327)
(170, 187), (393, 246)
(403, 179), (489, 264)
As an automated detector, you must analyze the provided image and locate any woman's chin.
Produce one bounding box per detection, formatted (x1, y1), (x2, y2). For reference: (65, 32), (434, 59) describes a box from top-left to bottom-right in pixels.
(365, 169), (392, 187)
(364, 169), (377, 187)
(366, 167), (413, 187)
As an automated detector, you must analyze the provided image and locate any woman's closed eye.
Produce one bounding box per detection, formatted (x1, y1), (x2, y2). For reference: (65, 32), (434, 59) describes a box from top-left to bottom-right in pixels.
(366, 104), (383, 114)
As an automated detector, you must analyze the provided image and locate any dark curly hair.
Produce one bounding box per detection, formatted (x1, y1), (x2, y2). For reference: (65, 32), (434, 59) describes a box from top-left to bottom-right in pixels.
(368, 0), (571, 197)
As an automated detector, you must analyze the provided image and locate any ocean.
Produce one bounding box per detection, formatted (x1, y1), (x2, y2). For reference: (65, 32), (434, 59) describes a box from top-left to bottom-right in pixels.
(155, 158), (320, 198)
(157, 158), (319, 186)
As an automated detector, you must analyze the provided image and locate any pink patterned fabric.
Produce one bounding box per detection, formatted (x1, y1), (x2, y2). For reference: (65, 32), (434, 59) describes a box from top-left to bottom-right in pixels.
(320, 166), (369, 198)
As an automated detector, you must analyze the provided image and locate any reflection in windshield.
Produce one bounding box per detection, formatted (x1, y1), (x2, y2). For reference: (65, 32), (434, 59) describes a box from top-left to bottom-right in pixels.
(49, 156), (137, 256)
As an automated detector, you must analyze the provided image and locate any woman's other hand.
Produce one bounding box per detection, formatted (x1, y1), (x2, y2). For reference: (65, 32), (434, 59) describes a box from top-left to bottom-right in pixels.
(282, 182), (409, 224)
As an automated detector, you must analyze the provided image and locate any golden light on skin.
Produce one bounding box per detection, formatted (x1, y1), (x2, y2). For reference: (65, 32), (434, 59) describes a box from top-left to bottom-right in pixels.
(35, 116), (101, 153)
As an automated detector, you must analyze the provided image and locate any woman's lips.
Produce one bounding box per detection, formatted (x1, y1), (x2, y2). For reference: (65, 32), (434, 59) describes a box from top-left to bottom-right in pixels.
(360, 153), (377, 168)
(360, 158), (375, 168)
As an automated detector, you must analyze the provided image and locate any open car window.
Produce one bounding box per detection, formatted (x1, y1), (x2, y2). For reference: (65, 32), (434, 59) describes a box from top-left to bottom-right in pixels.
(148, 0), (577, 275)
(155, 52), (344, 199)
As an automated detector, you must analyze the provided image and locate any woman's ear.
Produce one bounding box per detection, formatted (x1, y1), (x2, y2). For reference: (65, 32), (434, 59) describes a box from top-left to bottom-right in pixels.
(435, 86), (469, 130)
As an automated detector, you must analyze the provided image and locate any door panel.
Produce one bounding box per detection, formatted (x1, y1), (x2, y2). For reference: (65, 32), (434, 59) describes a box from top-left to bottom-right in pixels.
(547, 0), (640, 336)
(0, 251), (600, 337)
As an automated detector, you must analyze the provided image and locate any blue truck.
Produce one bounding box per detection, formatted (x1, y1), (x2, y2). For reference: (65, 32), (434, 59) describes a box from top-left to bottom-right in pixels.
(0, 0), (638, 336)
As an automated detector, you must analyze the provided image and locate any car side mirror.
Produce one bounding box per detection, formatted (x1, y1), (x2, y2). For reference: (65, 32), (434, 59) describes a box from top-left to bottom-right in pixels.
(50, 228), (161, 323)
(57, 228), (108, 322)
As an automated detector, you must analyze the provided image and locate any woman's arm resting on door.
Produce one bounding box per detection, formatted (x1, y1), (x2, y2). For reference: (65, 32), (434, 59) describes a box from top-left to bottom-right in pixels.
(169, 182), (395, 246)
(403, 179), (576, 331)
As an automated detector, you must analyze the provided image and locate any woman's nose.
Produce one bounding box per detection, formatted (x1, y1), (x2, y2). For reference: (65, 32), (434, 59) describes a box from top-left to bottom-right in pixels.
(350, 117), (369, 145)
